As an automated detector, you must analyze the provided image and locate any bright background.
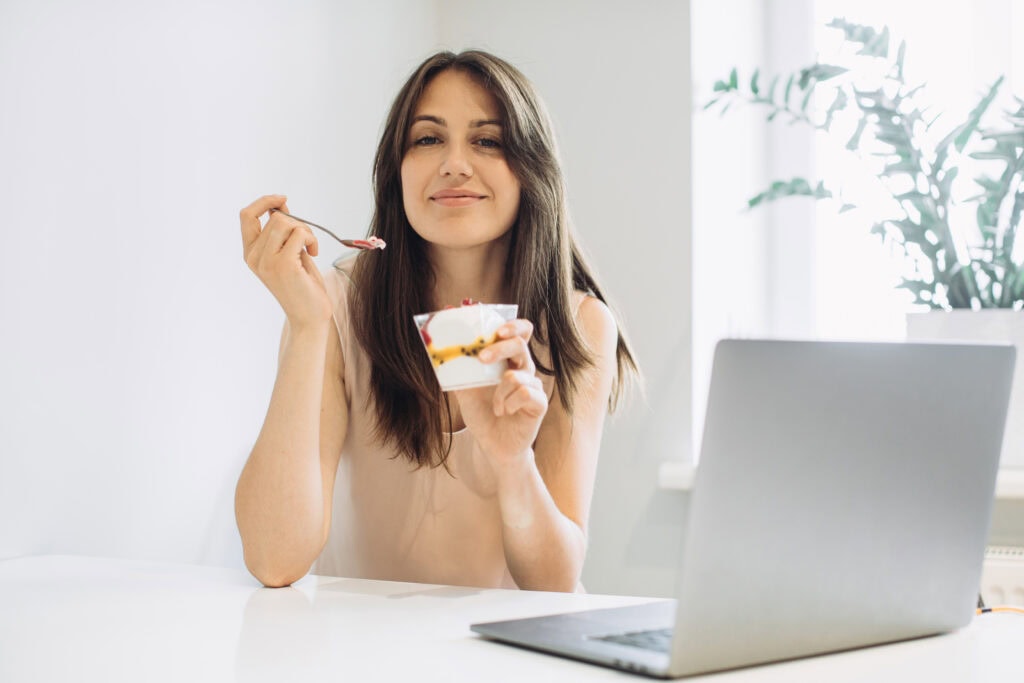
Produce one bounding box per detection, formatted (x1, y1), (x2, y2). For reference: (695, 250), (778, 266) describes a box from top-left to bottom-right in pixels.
(2, 0), (1022, 597)
(0, 0), (690, 596)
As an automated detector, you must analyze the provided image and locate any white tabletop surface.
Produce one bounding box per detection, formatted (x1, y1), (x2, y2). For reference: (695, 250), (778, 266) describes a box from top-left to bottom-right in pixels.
(1, 555), (1022, 682)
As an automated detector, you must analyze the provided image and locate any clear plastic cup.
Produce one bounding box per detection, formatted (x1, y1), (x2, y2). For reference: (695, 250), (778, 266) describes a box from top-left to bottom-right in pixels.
(413, 303), (519, 391)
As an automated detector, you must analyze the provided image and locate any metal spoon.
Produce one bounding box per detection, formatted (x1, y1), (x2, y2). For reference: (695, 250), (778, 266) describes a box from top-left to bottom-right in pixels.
(269, 208), (386, 251)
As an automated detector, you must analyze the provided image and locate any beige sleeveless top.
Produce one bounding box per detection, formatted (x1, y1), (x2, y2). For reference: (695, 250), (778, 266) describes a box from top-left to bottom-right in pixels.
(314, 265), (585, 589)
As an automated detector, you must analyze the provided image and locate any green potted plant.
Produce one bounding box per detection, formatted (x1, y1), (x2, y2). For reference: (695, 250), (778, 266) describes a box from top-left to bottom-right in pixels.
(705, 18), (1024, 311)
(706, 19), (1024, 472)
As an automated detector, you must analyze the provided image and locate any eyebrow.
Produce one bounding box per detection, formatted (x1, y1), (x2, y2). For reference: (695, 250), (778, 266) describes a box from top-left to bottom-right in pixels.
(410, 115), (503, 128)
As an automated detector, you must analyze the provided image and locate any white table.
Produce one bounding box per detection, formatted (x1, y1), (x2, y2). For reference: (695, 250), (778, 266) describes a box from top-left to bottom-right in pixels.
(1, 555), (1022, 682)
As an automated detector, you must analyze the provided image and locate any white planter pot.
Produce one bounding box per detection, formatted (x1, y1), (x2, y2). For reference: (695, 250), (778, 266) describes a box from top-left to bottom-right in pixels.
(906, 310), (1024, 469)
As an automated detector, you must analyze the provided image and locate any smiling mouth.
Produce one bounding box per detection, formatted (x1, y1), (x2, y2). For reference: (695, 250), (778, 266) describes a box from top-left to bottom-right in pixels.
(431, 191), (485, 199)
(431, 193), (486, 206)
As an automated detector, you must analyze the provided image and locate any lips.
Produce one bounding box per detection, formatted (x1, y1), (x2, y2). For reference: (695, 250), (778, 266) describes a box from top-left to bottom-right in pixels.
(430, 188), (487, 207)
(430, 189), (486, 200)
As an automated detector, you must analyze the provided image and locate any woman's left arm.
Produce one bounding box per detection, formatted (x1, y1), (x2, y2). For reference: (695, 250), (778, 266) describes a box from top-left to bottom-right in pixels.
(457, 297), (619, 591)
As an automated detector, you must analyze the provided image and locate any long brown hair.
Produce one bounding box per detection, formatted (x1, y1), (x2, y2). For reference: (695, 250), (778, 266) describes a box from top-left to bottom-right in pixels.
(347, 49), (637, 468)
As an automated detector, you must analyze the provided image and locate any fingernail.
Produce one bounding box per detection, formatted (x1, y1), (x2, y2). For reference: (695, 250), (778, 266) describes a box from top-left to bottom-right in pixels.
(478, 350), (492, 362)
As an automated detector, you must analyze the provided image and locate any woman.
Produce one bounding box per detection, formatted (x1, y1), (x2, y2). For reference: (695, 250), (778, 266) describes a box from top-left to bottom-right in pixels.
(236, 50), (637, 591)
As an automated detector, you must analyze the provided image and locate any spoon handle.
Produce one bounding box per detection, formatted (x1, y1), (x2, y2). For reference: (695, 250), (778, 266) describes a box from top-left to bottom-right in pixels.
(268, 208), (350, 246)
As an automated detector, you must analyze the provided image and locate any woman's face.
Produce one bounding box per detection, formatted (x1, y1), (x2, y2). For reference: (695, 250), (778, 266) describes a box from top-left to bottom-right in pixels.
(400, 69), (521, 251)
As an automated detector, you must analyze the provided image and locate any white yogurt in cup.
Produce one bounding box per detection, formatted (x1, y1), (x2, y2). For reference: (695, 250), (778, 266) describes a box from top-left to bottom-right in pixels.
(413, 303), (518, 391)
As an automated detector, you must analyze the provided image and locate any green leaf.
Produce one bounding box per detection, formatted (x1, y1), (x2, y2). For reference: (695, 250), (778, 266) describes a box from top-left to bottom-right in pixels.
(729, 67), (738, 90)
(875, 128), (910, 146)
(893, 191), (927, 203)
(800, 86), (814, 113)
(935, 77), (1004, 157)
(784, 74), (795, 107)
(897, 278), (937, 297)
(945, 265), (980, 309)
(1010, 189), (1024, 234)
(750, 69), (760, 96)
(978, 202), (996, 229)
(977, 261), (1000, 282)
(936, 166), (959, 200)
(972, 175), (1003, 193)
(1009, 265), (1024, 301)
(865, 26), (891, 58)
(903, 84), (926, 100)
(747, 177), (832, 209)
(827, 18), (890, 58)
(970, 150), (1019, 162)
(981, 130), (1024, 146)
(798, 64), (848, 90)
(839, 203), (857, 214)
(821, 88), (849, 131)
(891, 216), (928, 243)
(953, 76), (1004, 152)
(797, 68), (812, 91)
(846, 117), (868, 150)
(884, 159), (920, 175)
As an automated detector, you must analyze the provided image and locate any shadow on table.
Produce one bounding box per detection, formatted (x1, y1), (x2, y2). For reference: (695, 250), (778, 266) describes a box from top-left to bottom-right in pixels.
(317, 578), (483, 600)
(234, 586), (335, 682)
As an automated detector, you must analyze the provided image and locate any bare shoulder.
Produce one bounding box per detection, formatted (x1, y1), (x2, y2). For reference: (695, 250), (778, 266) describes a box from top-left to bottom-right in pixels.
(575, 295), (618, 358)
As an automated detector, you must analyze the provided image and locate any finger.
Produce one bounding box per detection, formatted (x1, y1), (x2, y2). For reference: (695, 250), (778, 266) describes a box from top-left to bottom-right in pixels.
(281, 223), (318, 259)
(285, 218), (319, 257)
(505, 385), (547, 418)
(244, 200), (295, 269)
(240, 194), (288, 254)
(494, 373), (546, 417)
(491, 369), (541, 412)
(262, 214), (312, 256)
(247, 201), (294, 262)
(479, 335), (534, 372)
(300, 249), (324, 282)
(495, 318), (534, 342)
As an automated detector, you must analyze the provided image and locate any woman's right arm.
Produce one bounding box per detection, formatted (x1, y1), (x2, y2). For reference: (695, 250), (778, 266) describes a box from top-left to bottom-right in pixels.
(234, 195), (348, 587)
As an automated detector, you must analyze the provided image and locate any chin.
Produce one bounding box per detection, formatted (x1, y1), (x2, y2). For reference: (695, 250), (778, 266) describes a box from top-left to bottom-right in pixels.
(414, 225), (512, 250)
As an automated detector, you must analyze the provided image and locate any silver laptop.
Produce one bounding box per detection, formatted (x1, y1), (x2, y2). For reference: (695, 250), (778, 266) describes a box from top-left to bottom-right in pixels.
(472, 339), (1014, 678)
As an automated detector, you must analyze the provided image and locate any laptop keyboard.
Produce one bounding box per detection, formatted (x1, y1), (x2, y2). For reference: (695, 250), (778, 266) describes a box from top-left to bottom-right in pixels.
(592, 627), (673, 653)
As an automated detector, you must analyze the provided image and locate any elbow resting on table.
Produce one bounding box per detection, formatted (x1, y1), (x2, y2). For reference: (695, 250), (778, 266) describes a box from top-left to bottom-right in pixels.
(243, 552), (313, 588)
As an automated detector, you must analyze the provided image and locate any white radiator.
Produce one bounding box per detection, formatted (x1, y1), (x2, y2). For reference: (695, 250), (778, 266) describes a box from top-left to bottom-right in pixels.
(981, 546), (1024, 606)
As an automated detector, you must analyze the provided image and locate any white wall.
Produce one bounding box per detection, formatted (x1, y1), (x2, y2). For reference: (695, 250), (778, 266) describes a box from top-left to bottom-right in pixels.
(0, 0), (435, 567)
(691, 0), (816, 456)
(0, 0), (693, 596)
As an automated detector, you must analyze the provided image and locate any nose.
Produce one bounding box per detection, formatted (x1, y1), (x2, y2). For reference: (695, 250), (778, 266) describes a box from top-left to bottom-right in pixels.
(439, 142), (473, 178)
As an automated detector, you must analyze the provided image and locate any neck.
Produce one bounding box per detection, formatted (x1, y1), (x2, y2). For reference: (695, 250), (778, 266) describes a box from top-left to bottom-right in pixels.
(428, 232), (512, 307)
